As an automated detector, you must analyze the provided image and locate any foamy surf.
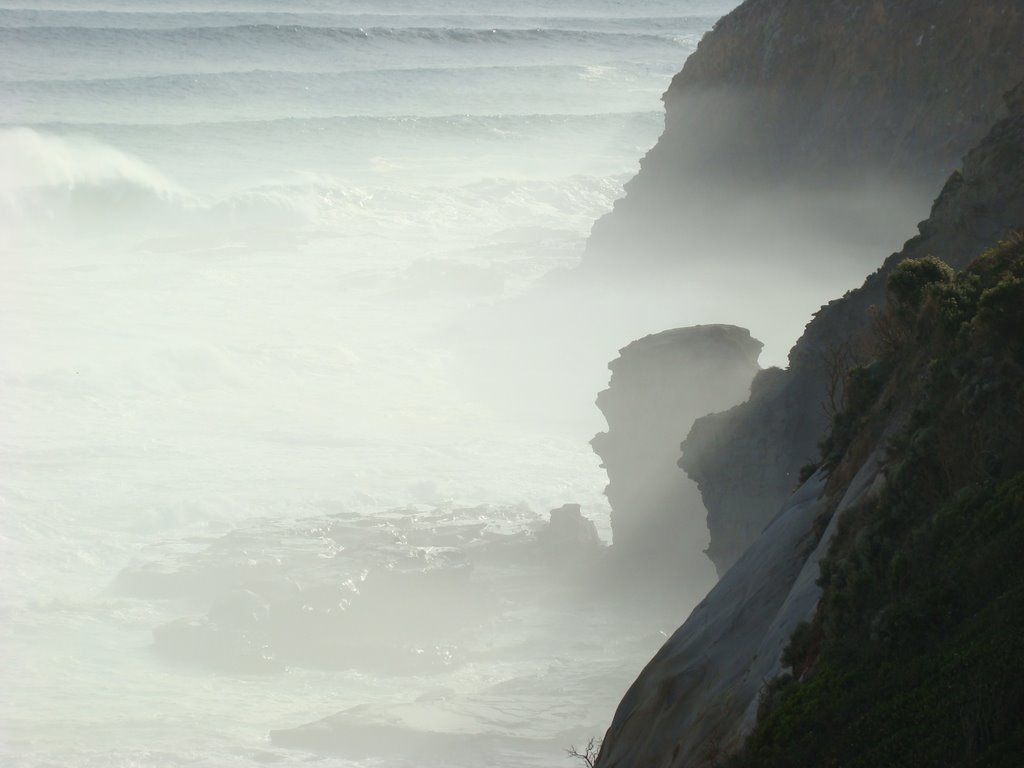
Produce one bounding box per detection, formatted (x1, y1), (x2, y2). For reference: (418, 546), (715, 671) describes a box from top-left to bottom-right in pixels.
(0, 2), (739, 766)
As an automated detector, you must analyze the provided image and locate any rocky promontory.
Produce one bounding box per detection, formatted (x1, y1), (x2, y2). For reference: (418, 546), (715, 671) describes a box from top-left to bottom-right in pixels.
(591, 325), (761, 586)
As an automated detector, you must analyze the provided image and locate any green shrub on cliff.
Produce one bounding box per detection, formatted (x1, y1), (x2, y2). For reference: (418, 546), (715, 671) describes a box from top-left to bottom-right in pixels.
(736, 237), (1024, 768)
(887, 255), (954, 308)
(744, 478), (1024, 768)
(978, 276), (1024, 339)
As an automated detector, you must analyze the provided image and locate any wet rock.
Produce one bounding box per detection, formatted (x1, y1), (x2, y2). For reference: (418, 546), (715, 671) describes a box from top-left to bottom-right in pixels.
(153, 616), (283, 674)
(208, 588), (271, 630)
(128, 504), (545, 674)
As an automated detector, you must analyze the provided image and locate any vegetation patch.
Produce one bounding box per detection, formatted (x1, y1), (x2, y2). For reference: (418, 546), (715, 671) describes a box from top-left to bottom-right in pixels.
(731, 236), (1024, 767)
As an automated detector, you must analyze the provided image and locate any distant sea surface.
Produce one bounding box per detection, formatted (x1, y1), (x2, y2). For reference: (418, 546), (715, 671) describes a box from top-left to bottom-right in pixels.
(0, 3), (735, 766)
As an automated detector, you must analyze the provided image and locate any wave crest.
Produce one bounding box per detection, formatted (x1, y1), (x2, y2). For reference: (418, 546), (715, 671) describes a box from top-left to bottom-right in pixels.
(0, 127), (179, 195)
(0, 24), (684, 47)
(0, 127), (190, 242)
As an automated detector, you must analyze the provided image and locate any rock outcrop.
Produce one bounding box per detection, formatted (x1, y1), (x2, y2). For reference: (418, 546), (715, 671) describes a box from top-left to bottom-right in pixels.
(535, 503), (602, 562)
(116, 505), (506, 675)
(591, 325), (761, 584)
(586, 0), (1024, 271)
(682, 79), (1024, 577)
(678, 366), (813, 575)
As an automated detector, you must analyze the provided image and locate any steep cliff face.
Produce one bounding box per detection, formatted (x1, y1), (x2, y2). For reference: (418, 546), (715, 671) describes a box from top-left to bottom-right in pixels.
(591, 325), (761, 585)
(594, 83), (1024, 768)
(586, 0), (1024, 270)
(683, 80), (1024, 575)
(661, 0), (1022, 182)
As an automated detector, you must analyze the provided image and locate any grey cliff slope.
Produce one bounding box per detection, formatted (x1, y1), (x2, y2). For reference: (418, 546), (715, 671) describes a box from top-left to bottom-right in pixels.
(595, 421), (896, 768)
(593, 470), (831, 768)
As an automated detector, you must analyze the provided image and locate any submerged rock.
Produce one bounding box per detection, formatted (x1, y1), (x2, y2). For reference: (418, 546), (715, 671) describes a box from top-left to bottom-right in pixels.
(118, 505), (510, 674)
(118, 502), (622, 676)
(153, 615), (283, 675)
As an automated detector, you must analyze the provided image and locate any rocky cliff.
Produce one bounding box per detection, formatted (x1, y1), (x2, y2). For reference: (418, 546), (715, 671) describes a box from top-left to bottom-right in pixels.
(592, 74), (1024, 768)
(586, 0), (1024, 271)
(591, 325), (761, 585)
(597, 234), (1024, 767)
(683, 79), (1024, 577)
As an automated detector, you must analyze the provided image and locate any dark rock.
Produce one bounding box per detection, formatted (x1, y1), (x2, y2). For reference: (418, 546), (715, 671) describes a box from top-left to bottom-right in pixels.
(535, 503), (602, 560)
(592, 470), (836, 768)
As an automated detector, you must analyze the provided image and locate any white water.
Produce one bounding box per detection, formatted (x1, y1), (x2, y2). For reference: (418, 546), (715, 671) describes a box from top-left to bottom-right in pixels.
(1, 2), (743, 766)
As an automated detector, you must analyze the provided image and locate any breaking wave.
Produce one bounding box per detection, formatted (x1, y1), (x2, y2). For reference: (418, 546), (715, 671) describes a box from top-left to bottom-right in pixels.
(0, 127), (191, 242)
(0, 24), (691, 48)
(0, 127), (629, 247)
(0, 8), (718, 33)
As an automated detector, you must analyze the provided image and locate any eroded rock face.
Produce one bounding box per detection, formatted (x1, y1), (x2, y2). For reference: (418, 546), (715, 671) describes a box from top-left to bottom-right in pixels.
(682, 80), (1024, 578)
(591, 325), (761, 584)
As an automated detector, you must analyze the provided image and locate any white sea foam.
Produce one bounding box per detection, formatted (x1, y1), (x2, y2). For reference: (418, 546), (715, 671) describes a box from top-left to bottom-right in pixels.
(0, 3), (740, 766)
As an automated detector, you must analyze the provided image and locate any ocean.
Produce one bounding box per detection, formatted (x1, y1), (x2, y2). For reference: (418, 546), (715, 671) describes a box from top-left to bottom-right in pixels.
(0, 2), (739, 766)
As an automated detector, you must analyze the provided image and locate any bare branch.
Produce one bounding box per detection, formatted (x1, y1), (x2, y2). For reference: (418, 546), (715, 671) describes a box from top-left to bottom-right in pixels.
(566, 737), (601, 767)
(819, 339), (866, 420)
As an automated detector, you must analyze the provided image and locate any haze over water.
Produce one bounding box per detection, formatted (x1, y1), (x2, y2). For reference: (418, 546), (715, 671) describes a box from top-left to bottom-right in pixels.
(0, 2), (748, 766)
